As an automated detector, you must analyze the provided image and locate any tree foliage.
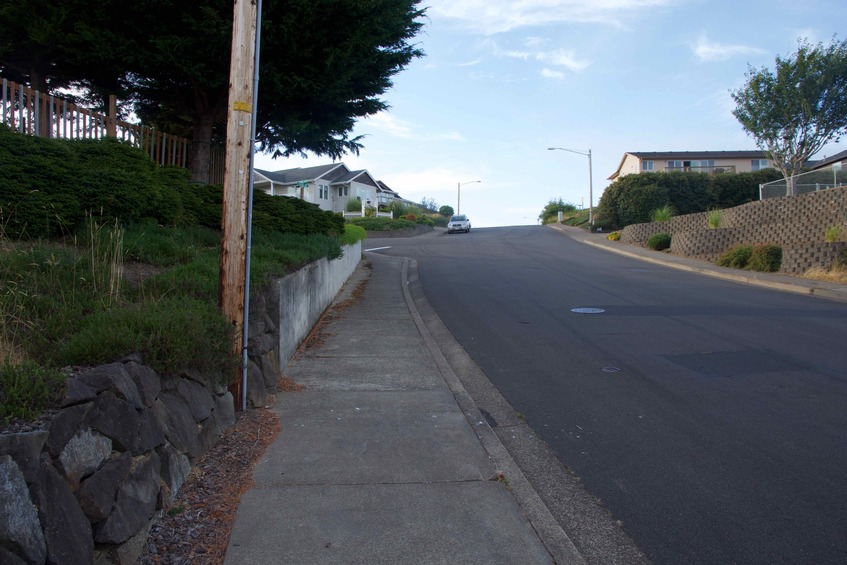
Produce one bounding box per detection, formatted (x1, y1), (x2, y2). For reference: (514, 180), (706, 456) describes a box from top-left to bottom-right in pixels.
(731, 37), (847, 194)
(538, 198), (577, 224)
(438, 205), (454, 217)
(0, 0), (426, 183)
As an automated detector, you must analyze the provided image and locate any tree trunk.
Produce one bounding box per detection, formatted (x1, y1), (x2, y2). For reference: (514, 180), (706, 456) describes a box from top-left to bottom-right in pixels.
(188, 84), (228, 184)
(189, 113), (214, 184)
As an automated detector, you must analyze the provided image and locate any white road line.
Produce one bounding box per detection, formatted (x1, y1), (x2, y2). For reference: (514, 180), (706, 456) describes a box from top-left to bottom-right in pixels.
(364, 246), (392, 252)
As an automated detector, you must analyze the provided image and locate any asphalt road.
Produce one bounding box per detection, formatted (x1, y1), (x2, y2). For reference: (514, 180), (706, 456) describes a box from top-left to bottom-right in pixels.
(369, 225), (847, 565)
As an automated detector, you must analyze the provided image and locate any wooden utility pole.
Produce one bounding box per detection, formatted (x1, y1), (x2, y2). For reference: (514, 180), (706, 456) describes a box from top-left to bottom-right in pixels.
(220, 0), (258, 409)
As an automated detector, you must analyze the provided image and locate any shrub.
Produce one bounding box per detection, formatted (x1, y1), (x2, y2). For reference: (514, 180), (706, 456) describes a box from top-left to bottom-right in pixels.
(438, 205), (454, 217)
(717, 245), (753, 269)
(647, 232), (671, 251)
(348, 217), (416, 231)
(0, 360), (66, 424)
(747, 245), (782, 272)
(707, 209), (723, 229)
(403, 213), (418, 222)
(58, 297), (236, 379)
(825, 225), (842, 242)
(340, 223), (367, 245)
(652, 205), (675, 222)
(345, 198), (362, 212)
(607, 231), (621, 241)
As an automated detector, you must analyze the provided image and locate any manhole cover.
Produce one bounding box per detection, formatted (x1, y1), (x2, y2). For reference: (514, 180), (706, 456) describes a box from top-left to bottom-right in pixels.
(571, 307), (605, 314)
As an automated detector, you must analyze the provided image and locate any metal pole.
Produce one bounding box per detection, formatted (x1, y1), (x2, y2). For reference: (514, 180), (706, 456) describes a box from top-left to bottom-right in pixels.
(241, 0), (263, 412)
(457, 181), (461, 215)
(588, 148), (594, 228)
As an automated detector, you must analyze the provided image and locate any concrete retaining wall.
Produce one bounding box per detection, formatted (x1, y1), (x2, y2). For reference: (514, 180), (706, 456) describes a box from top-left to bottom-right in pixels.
(620, 186), (847, 273)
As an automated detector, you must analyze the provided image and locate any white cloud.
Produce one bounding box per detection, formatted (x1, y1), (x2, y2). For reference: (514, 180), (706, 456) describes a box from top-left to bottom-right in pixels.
(428, 0), (676, 35)
(458, 58), (483, 67)
(541, 68), (565, 79)
(692, 33), (765, 62)
(537, 48), (591, 71)
(362, 112), (463, 141)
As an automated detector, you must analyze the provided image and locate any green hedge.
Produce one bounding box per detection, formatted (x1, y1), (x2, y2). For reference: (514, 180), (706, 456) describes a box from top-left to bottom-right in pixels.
(0, 125), (343, 240)
(596, 169), (783, 229)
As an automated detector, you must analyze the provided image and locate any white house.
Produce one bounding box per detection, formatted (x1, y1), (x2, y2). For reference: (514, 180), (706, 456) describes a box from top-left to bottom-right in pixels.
(254, 163), (383, 213)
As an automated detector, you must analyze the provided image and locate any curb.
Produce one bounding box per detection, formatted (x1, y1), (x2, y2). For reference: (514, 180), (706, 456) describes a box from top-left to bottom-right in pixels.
(548, 224), (847, 304)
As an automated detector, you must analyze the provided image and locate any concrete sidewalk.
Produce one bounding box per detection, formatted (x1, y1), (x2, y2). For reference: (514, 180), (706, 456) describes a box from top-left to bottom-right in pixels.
(224, 252), (583, 564)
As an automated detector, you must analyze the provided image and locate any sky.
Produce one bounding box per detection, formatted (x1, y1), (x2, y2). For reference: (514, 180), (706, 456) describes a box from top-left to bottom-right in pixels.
(253, 0), (847, 228)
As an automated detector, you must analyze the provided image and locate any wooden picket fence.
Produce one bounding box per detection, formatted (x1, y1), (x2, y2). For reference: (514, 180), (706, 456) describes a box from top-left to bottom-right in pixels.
(0, 76), (223, 184)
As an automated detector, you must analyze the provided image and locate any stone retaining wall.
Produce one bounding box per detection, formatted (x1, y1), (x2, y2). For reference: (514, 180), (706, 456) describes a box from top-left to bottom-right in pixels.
(619, 186), (847, 273)
(0, 242), (362, 564)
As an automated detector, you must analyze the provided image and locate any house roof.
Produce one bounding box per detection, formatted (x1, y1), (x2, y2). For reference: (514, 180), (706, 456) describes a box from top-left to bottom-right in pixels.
(608, 150), (768, 180)
(254, 163), (348, 185)
(329, 169), (381, 189)
(809, 149), (847, 170)
(376, 180), (399, 196)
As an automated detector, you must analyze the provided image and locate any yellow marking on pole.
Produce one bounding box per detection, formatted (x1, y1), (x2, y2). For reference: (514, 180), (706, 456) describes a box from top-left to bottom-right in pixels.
(233, 101), (252, 112)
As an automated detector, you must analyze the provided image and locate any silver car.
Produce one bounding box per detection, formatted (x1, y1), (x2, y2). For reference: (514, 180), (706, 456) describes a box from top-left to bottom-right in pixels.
(447, 214), (471, 234)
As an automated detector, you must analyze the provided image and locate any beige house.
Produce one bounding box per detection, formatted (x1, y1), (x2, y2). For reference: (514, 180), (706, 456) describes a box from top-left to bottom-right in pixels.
(608, 151), (773, 181)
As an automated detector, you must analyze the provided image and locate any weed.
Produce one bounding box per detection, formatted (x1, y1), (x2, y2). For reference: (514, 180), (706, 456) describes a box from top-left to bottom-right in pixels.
(717, 245), (753, 269)
(747, 245), (782, 272)
(707, 209), (723, 229)
(651, 205), (675, 222)
(825, 225), (842, 242)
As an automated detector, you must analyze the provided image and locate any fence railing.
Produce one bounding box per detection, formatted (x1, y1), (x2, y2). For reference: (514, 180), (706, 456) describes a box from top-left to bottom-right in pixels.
(759, 166), (846, 199)
(0, 76), (222, 184)
(664, 165), (737, 174)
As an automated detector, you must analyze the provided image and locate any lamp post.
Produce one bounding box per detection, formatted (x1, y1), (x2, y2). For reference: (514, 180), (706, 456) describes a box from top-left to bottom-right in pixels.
(457, 180), (481, 215)
(548, 147), (593, 227)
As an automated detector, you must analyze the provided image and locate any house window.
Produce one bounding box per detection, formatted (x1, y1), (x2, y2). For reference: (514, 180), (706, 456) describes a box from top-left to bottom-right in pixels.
(318, 186), (324, 199)
(338, 187), (343, 197)
(752, 159), (770, 171)
(667, 160), (683, 169)
(642, 161), (654, 172)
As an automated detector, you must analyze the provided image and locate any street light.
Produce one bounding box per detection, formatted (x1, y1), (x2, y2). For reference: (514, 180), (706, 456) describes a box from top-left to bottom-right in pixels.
(548, 147), (593, 227)
(457, 180), (481, 215)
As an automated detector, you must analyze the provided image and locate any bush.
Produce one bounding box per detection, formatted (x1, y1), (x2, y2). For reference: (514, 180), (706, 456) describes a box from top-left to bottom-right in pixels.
(825, 225), (842, 242)
(607, 231), (621, 241)
(348, 217), (416, 231)
(0, 360), (66, 424)
(717, 245), (753, 268)
(340, 223), (367, 245)
(747, 245), (782, 272)
(707, 209), (723, 229)
(647, 232), (671, 251)
(58, 297), (236, 379)
(652, 205), (675, 222)
(345, 198), (362, 212)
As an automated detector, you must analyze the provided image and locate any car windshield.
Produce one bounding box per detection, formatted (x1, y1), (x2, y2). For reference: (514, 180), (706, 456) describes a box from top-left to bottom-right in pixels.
(450, 215), (466, 222)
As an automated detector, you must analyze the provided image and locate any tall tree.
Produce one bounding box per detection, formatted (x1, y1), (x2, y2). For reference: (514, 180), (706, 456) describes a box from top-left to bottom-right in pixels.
(0, 0), (425, 183)
(731, 37), (847, 195)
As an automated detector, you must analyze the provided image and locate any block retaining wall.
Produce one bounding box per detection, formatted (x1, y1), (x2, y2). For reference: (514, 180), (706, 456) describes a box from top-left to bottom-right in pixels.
(620, 186), (847, 273)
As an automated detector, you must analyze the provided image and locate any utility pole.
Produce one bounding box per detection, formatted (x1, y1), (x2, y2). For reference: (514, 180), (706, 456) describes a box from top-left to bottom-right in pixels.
(220, 0), (258, 409)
